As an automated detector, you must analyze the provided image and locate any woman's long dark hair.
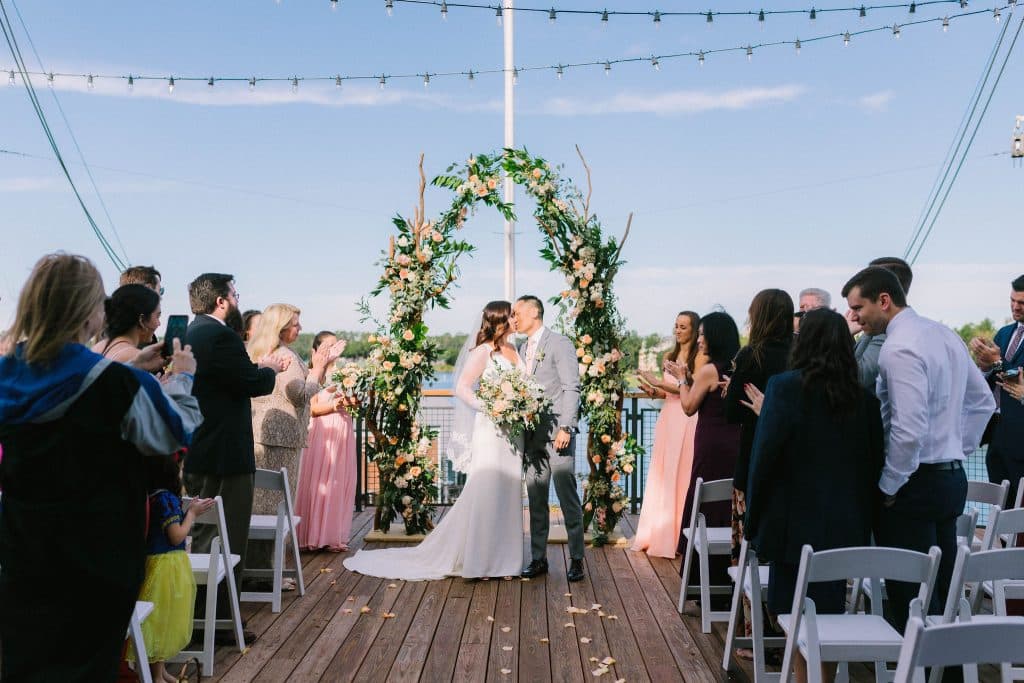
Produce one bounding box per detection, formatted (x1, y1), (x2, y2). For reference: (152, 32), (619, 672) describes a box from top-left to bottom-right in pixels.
(700, 311), (741, 366)
(475, 301), (512, 350)
(747, 289), (794, 364)
(103, 284), (160, 339)
(669, 311), (701, 371)
(790, 308), (860, 413)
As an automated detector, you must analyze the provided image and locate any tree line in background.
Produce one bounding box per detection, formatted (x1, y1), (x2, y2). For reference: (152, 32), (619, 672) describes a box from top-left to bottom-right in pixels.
(287, 319), (1001, 370)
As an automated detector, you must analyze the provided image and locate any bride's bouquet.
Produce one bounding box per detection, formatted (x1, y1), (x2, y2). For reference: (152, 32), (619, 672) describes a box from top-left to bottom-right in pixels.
(477, 363), (551, 442)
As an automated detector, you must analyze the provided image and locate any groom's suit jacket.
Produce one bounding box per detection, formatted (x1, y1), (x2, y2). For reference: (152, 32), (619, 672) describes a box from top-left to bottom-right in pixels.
(520, 328), (581, 438)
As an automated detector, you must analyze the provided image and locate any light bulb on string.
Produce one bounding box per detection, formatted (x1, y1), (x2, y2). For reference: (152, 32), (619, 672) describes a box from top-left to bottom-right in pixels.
(698, 50), (705, 65)
(440, 1), (448, 20)
(960, 1), (967, 8)
(379, 75), (387, 89)
(893, 23), (901, 38)
(167, 76), (174, 94)
(495, 6), (503, 27)
(746, 45), (753, 61)
(467, 69), (475, 85)
(758, 9), (765, 27)
(994, 7), (1001, 22)
(601, 9), (608, 25)
(291, 77), (298, 92)
(653, 10), (661, 28)
(8, 70), (14, 86)
(512, 67), (519, 84)
(706, 10), (713, 25)
(127, 74), (134, 92)
(249, 77), (256, 91)
(809, 7), (817, 21)
(909, 2), (916, 13)
(208, 77), (214, 88)
(423, 73), (430, 88)
(651, 56), (660, 70)
(47, 72), (53, 87)
(942, 16), (949, 31)
(604, 60), (611, 76)
(331, 0), (338, 10)
(555, 64), (563, 79)
(843, 31), (851, 46)
(335, 75), (342, 89)
(859, 5), (866, 19)
(795, 38), (802, 54)
(87, 74), (94, 90)
(385, 0), (393, 17)
(549, 8), (556, 24)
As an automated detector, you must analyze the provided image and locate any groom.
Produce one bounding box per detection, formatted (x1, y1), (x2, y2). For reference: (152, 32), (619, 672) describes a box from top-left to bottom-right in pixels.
(512, 295), (586, 582)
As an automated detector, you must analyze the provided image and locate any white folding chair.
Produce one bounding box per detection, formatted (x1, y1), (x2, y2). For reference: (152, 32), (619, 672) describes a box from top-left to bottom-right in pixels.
(970, 507), (1024, 617)
(931, 545), (1024, 682)
(895, 617), (1024, 683)
(777, 545), (941, 683)
(965, 479), (1010, 551)
(170, 496), (245, 677)
(723, 539), (785, 682)
(955, 508), (979, 549)
(677, 477), (734, 632)
(126, 600), (155, 683)
(241, 468), (305, 612)
(1015, 477), (1024, 509)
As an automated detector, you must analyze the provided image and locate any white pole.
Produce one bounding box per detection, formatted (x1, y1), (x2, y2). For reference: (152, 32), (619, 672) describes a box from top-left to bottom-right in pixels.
(502, 0), (516, 301)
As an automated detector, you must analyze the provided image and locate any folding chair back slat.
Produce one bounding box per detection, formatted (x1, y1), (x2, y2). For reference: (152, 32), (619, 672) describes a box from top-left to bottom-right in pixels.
(966, 479), (1009, 508)
(896, 618), (1024, 683)
(980, 506), (1024, 551)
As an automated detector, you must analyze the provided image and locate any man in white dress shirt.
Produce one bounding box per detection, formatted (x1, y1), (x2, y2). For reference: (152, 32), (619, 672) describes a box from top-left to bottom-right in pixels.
(842, 266), (995, 629)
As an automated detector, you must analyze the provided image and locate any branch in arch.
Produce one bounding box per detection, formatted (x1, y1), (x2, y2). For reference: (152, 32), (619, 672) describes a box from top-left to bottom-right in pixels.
(575, 144), (593, 224)
(611, 212), (633, 266)
(413, 153), (427, 263)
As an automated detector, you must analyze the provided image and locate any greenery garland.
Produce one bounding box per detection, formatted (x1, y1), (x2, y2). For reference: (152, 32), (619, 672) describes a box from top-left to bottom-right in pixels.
(337, 148), (640, 544)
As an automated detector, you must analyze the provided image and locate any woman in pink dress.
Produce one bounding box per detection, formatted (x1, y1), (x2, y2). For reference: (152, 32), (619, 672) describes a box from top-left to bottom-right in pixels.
(631, 311), (704, 558)
(295, 331), (358, 552)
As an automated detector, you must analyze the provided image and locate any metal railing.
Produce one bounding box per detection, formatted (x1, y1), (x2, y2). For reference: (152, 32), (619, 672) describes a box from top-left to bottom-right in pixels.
(353, 389), (992, 517)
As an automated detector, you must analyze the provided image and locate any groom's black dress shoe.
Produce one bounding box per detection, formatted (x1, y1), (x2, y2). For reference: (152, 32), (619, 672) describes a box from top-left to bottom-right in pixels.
(521, 559), (548, 578)
(567, 559), (585, 583)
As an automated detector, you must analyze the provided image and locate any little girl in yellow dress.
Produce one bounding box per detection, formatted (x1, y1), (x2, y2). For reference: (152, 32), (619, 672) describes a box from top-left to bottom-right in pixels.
(129, 454), (214, 683)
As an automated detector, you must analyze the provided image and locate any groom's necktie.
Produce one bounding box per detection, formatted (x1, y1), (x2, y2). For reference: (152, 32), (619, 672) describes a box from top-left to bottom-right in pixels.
(526, 339), (537, 373)
(1008, 324), (1024, 360)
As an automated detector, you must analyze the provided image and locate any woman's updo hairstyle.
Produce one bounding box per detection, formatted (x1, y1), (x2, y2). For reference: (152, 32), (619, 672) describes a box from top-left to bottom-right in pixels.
(104, 284), (160, 339)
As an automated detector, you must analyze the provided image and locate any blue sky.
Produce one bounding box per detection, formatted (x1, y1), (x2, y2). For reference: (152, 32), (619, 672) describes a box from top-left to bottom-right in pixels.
(1, 1), (1022, 340)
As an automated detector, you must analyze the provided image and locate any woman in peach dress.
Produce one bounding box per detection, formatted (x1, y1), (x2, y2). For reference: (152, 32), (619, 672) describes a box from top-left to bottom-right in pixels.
(295, 331), (358, 552)
(631, 311), (703, 558)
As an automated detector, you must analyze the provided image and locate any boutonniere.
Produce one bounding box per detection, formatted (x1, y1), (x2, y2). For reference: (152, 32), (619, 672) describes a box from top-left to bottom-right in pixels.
(534, 350), (546, 364)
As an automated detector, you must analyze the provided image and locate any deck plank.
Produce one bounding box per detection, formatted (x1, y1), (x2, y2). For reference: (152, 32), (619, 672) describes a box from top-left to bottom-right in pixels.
(418, 578), (475, 682)
(349, 580), (429, 683)
(484, 577), (522, 682)
(516, 570), (552, 682)
(544, 543), (586, 683)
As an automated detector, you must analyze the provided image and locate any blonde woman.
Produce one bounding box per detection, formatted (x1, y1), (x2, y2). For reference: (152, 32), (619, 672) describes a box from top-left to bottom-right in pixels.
(246, 304), (343, 583)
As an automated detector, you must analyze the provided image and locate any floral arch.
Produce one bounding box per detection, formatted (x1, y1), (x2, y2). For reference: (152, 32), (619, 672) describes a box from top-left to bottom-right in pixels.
(336, 147), (642, 546)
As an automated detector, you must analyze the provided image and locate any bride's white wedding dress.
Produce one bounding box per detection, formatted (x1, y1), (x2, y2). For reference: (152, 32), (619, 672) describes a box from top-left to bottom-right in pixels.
(343, 350), (525, 580)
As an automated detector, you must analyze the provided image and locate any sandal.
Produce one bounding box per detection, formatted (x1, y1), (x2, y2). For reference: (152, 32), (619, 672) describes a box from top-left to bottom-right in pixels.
(282, 578), (297, 591)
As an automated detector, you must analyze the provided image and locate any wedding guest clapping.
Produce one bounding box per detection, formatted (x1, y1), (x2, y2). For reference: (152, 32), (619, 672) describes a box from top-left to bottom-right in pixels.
(0, 253), (201, 681)
(295, 331), (358, 552)
(669, 311), (741, 596)
(247, 305), (343, 583)
(92, 284), (162, 364)
(632, 311), (704, 558)
(744, 308), (884, 683)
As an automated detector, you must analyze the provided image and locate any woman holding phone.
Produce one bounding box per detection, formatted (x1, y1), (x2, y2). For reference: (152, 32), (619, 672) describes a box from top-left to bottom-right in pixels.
(632, 311), (704, 557)
(92, 284), (162, 364)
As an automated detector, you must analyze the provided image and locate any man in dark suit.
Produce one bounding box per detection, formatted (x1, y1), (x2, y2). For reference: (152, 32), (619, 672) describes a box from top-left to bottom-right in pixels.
(970, 274), (1024, 507)
(183, 273), (284, 641)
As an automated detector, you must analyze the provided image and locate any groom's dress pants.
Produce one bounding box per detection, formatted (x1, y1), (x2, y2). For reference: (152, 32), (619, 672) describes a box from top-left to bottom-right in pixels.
(526, 433), (585, 562)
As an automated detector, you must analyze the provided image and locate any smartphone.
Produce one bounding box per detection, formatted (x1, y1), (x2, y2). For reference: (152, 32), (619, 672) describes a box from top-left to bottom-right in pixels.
(163, 315), (189, 357)
(1003, 368), (1021, 379)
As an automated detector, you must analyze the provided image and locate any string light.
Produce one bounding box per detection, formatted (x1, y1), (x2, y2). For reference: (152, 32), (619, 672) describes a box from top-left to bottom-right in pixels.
(601, 9), (608, 23)
(441, 0), (448, 19)
(758, 9), (765, 25)
(331, 0), (339, 10)
(7, 7), (1002, 92)
(46, 72), (53, 87)
(385, 0), (394, 17)
(909, 1), (916, 12)
(942, 15), (950, 30)
(8, 70), (14, 85)
(860, 5), (867, 18)
(810, 7), (817, 20)
(653, 10), (661, 27)
(746, 45), (753, 61)
(706, 10), (713, 24)
(423, 72), (430, 87)
(844, 31), (851, 45)
(960, 0), (967, 8)
(549, 7), (556, 23)
(993, 6), (1001, 20)
(335, 74), (342, 88)
(379, 74), (387, 89)
(495, 5), (503, 26)
(651, 55), (660, 70)
(291, 76), (298, 92)
(207, 77), (214, 88)
(87, 74), (94, 89)
(467, 69), (475, 83)
(168, 76), (175, 94)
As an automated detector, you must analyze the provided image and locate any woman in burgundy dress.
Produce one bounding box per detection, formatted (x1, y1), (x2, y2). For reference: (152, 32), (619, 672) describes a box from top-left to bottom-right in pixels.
(669, 311), (741, 589)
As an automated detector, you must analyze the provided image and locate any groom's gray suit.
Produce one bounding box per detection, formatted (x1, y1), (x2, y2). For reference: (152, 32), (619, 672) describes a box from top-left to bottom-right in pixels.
(521, 327), (585, 562)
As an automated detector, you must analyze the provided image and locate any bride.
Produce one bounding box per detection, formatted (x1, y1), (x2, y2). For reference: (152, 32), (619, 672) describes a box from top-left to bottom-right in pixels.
(343, 300), (525, 580)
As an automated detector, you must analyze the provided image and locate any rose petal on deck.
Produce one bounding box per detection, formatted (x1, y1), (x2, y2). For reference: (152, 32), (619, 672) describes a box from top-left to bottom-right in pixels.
(382, 612), (396, 618)
(359, 606), (372, 614)
(500, 669), (512, 675)
(592, 666), (609, 676)
(387, 583), (398, 589)
(501, 626), (512, 633)
(486, 616), (495, 622)
(564, 623), (576, 628)
(590, 603), (602, 611)
(579, 637), (592, 644)
(319, 567), (333, 573)
(342, 608), (353, 614)
(540, 638), (550, 643)
(502, 646), (513, 651)
(602, 657), (617, 665)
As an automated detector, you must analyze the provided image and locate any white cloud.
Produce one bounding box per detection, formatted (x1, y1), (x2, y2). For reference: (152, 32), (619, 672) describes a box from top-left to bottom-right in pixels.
(0, 177), (57, 192)
(858, 90), (895, 112)
(19, 73), (502, 112)
(537, 84), (806, 117)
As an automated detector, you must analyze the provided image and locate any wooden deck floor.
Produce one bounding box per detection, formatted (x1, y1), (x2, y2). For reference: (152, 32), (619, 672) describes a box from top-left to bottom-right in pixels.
(204, 509), (998, 682)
